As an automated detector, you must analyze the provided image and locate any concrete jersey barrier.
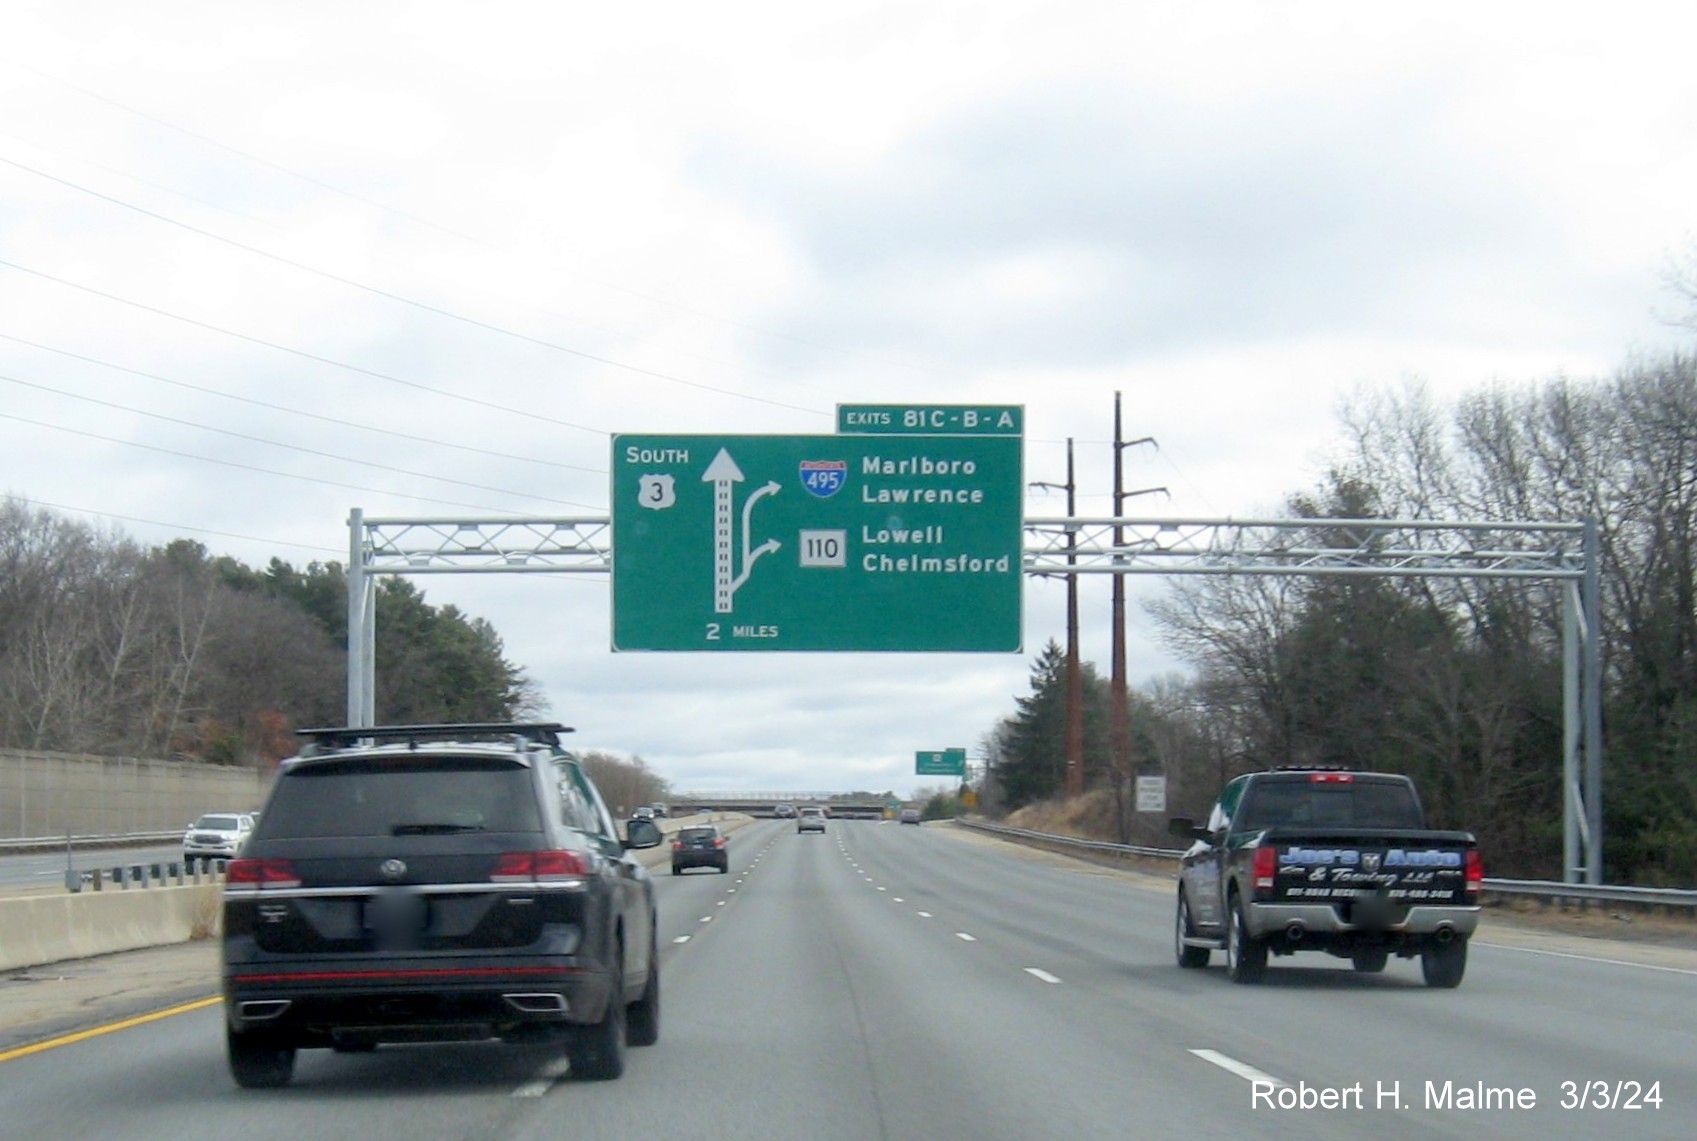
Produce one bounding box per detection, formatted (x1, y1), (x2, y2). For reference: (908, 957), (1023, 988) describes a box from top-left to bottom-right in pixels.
(0, 813), (754, 973)
(0, 883), (221, 973)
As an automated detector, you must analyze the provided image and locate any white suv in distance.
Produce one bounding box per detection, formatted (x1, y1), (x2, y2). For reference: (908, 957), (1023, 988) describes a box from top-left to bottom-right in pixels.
(797, 806), (827, 834)
(183, 812), (256, 869)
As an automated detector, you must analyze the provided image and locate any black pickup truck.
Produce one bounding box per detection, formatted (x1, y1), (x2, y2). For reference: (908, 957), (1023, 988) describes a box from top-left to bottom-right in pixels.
(1169, 769), (1481, 987)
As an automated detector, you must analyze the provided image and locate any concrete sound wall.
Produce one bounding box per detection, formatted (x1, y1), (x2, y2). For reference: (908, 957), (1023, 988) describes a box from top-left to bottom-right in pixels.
(0, 750), (270, 839)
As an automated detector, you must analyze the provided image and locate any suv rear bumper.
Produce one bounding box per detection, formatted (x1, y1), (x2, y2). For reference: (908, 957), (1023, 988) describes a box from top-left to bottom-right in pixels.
(224, 952), (616, 1044)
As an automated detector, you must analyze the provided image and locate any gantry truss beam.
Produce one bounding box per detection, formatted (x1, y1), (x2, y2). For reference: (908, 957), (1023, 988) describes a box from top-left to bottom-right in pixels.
(1023, 516), (1586, 580)
(359, 515), (612, 574)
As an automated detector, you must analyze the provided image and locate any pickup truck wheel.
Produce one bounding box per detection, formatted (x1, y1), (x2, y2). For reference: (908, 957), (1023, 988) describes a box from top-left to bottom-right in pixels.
(1421, 938), (1468, 988)
(1351, 948), (1389, 973)
(1225, 895), (1267, 984)
(1175, 889), (1210, 969)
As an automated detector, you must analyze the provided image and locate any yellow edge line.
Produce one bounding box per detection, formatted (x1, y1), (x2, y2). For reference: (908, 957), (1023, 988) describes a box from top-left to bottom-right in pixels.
(0, 995), (220, 1064)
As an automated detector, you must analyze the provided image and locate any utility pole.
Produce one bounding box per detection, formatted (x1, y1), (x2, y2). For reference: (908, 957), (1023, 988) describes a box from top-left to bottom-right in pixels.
(1032, 440), (1083, 797)
(1064, 438), (1082, 797)
(1110, 393), (1163, 817)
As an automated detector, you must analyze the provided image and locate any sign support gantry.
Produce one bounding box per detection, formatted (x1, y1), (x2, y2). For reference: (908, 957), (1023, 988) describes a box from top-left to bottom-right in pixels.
(346, 510), (1602, 885)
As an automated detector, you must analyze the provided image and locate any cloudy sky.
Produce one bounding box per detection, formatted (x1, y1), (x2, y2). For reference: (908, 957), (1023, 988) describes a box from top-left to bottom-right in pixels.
(3, 2), (1694, 796)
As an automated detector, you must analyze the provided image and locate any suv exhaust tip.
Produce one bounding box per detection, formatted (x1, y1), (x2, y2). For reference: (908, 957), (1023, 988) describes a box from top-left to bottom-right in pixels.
(1433, 924), (1456, 944)
(238, 999), (292, 1021)
(1284, 922), (1306, 943)
(503, 993), (569, 1015)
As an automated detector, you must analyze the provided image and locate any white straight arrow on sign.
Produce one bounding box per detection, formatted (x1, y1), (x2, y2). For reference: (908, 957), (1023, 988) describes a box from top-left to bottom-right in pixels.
(704, 449), (742, 612)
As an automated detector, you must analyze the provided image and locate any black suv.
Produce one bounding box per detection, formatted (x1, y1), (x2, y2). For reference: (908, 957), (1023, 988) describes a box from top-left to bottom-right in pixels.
(671, 824), (728, 874)
(222, 723), (663, 1088)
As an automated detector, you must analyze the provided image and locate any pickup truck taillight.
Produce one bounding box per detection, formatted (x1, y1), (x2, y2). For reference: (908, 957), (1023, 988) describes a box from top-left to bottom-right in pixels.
(1252, 844), (1277, 897)
(1464, 849), (1484, 897)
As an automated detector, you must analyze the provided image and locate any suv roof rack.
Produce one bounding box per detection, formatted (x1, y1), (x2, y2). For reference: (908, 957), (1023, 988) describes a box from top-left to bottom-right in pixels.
(295, 722), (574, 755)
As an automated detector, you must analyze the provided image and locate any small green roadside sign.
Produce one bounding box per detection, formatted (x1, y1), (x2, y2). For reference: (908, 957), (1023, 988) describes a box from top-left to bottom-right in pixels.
(916, 748), (967, 776)
(611, 432), (1022, 652)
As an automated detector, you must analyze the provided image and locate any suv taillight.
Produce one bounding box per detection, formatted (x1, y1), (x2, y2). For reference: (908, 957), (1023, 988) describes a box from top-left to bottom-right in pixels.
(490, 850), (594, 882)
(714, 837), (726, 848)
(1252, 844), (1277, 897)
(1464, 849), (1484, 897)
(226, 858), (301, 888)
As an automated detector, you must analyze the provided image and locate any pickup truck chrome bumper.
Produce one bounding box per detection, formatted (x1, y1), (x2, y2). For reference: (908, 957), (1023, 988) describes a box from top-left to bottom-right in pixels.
(1243, 903), (1479, 941)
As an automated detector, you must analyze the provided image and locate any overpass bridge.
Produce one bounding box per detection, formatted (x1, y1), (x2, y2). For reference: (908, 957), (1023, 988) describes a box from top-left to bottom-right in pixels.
(669, 793), (899, 820)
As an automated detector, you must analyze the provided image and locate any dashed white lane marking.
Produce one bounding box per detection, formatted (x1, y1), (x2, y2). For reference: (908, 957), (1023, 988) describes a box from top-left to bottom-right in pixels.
(893, 897), (905, 903)
(955, 932), (977, 942)
(699, 915), (713, 923)
(512, 1056), (573, 1097)
(1189, 1048), (1285, 1087)
(672, 935), (691, 944)
(876, 886), (887, 892)
(917, 911), (934, 918)
(1024, 968), (1061, 984)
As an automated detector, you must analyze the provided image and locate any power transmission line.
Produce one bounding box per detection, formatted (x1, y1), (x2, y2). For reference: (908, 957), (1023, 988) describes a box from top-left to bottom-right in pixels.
(0, 373), (598, 508)
(0, 152), (826, 417)
(0, 409), (600, 515)
(0, 332), (603, 473)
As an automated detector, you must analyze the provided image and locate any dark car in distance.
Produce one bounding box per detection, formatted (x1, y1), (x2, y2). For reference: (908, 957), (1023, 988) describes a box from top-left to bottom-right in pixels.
(671, 824), (729, 874)
(221, 723), (664, 1089)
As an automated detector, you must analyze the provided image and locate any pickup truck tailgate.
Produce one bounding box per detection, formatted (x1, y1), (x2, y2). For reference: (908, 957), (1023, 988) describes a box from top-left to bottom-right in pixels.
(1266, 829), (1477, 906)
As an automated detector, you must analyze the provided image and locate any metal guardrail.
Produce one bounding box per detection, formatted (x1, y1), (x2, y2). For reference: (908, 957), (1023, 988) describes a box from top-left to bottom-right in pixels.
(0, 831), (182, 853)
(953, 818), (1697, 912)
(1482, 877), (1697, 909)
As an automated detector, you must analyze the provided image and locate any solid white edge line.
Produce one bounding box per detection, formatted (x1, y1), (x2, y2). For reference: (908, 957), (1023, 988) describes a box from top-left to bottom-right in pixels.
(1472, 941), (1697, 976)
(1189, 1048), (1285, 1087)
(1024, 967), (1061, 984)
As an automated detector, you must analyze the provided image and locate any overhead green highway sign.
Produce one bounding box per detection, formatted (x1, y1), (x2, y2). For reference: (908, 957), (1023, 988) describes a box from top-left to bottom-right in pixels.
(611, 431), (1023, 651)
(916, 748), (968, 776)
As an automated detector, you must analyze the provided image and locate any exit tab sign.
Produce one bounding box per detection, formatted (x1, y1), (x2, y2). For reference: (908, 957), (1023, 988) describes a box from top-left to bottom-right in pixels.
(838, 404), (1022, 436)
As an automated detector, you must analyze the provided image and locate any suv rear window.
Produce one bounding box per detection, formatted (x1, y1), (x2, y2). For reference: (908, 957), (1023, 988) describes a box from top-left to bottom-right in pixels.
(259, 756), (543, 838)
(678, 827), (717, 843)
